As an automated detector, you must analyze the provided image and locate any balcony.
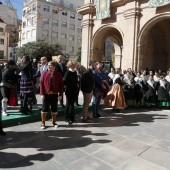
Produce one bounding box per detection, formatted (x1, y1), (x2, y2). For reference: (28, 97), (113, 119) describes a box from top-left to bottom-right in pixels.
(0, 32), (8, 36)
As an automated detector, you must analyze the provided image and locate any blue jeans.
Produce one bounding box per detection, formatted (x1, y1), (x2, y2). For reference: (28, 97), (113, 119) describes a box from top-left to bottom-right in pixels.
(92, 88), (102, 115)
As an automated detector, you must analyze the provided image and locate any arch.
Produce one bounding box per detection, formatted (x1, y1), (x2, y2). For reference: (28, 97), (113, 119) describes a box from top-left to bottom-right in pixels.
(137, 13), (170, 70)
(90, 24), (124, 68)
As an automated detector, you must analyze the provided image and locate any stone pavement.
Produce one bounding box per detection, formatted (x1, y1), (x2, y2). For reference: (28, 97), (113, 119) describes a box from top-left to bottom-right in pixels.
(0, 93), (170, 169)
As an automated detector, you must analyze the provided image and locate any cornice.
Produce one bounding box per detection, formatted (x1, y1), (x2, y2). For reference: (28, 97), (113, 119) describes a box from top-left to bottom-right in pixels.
(123, 7), (141, 19)
(77, 3), (95, 15)
(81, 19), (94, 28)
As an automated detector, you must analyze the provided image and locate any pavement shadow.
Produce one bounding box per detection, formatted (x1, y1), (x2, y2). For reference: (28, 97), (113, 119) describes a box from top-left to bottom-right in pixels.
(59, 108), (169, 128)
(0, 152), (53, 168)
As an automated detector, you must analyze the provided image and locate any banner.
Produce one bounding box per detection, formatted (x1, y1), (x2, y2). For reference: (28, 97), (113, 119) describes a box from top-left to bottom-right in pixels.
(149, 0), (170, 7)
(96, 0), (110, 20)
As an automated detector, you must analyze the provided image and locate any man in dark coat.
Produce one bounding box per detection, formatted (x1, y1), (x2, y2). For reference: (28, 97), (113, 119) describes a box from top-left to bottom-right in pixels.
(0, 60), (18, 116)
(56, 55), (67, 108)
(81, 60), (95, 123)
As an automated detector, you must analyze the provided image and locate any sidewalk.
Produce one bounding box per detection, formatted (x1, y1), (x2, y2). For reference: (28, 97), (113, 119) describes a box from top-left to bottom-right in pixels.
(2, 92), (85, 128)
(1, 101), (170, 169)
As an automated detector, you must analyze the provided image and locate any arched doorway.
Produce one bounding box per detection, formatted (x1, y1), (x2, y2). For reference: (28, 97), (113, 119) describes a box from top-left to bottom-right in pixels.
(137, 15), (170, 71)
(91, 25), (123, 68)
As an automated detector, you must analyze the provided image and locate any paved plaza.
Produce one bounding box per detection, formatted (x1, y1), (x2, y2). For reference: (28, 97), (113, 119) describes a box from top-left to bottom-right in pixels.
(0, 93), (170, 170)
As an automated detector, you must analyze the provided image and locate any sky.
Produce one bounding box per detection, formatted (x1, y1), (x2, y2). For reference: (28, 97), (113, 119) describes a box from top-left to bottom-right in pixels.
(1, 0), (25, 19)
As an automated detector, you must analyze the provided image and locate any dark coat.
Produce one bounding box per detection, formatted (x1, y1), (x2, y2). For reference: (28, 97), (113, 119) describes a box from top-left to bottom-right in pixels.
(56, 62), (67, 77)
(1, 67), (18, 87)
(64, 70), (79, 101)
(144, 83), (156, 99)
(81, 68), (95, 93)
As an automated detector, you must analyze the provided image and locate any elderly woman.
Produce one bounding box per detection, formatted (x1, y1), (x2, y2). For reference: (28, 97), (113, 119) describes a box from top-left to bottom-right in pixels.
(64, 60), (79, 124)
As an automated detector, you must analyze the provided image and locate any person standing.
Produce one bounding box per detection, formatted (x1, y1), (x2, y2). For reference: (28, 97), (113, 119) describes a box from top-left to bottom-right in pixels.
(92, 62), (108, 118)
(20, 56), (34, 115)
(0, 60), (18, 116)
(56, 55), (67, 108)
(40, 61), (64, 129)
(64, 60), (79, 124)
(0, 67), (6, 136)
(81, 60), (95, 123)
(34, 56), (48, 78)
(75, 62), (82, 106)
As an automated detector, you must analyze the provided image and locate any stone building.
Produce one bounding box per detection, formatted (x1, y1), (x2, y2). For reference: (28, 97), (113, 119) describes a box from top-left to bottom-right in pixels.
(78, 0), (170, 71)
(0, 18), (9, 63)
(0, 3), (19, 62)
(21, 0), (84, 59)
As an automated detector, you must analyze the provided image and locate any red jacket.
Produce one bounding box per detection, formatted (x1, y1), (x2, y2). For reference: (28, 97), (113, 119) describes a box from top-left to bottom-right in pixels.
(40, 70), (64, 96)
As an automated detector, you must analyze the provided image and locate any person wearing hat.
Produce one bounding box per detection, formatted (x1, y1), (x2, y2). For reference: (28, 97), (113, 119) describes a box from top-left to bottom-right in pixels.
(81, 60), (95, 123)
(40, 61), (64, 129)
(0, 60), (18, 116)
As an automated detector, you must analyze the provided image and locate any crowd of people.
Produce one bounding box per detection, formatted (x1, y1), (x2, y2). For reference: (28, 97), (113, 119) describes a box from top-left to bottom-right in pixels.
(0, 56), (170, 136)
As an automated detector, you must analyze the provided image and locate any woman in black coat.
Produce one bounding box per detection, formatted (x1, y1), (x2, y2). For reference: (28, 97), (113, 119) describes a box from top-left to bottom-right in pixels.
(144, 75), (157, 107)
(20, 56), (34, 114)
(64, 60), (79, 124)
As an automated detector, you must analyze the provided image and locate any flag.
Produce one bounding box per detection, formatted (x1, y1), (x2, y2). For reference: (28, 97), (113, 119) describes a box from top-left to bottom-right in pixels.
(96, 0), (110, 20)
(149, 0), (170, 7)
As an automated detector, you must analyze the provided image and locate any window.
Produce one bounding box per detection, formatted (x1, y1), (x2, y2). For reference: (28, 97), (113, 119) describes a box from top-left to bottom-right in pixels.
(62, 11), (67, 16)
(0, 27), (3, 32)
(69, 35), (74, 41)
(28, 8), (32, 14)
(0, 50), (4, 59)
(61, 22), (67, 27)
(69, 46), (74, 52)
(27, 18), (31, 26)
(52, 20), (58, 26)
(22, 33), (25, 39)
(0, 39), (4, 44)
(62, 45), (66, 50)
(33, 6), (36, 12)
(70, 13), (75, 19)
(23, 10), (26, 16)
(70, 24), (75, 30)
(43, 5), (50, 12)
(31, 29), (36, 37)
(70, 3), (73, 9)
(61, 34), (66, 39)
(78, 38), (81, 43)
(26, 31), (30, 38)
(23, 21), (26, 28)
(78, 27), (82, 32)
(52, 32), (58, 38)
(32, 17), (36, 25)
(78, 16), (82, 21)
(43, 30), (48, 36)
(43, 18), (49, 25)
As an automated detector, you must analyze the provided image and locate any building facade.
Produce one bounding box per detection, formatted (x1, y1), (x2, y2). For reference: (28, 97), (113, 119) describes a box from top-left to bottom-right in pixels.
(0, 3), (19, 62)
(0, 19), (9, 63)
(21, 0), (84, 58)
(78, 0), (170, 71)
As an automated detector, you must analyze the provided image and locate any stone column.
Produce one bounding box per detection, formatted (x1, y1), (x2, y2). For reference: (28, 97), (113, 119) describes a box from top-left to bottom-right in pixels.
(121, 1), (141, 70)
(81, 16), (94, 68)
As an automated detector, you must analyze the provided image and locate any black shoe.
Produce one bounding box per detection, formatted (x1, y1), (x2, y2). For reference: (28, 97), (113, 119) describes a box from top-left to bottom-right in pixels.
(96, 113), (101, 117)
(26, 108), (32, 113)
(82, 119), (91, 123)
(0, 130), (6, 136)
(21, 110), (30, 115)
(93, 114), (99, 118)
